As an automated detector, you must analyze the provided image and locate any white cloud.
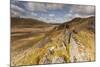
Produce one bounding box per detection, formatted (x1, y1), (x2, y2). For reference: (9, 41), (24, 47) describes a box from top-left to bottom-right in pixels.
(24, 2), (64, 12)
(11, 4), (26, 17)
(69, 5), (95, 16)
(62, 5), (95, 21)
(49, 14), (55, 17)
(46, 3), (64, 10)
(11, 4), (25, 13)
(31, 12), (38, 16)
(25, 2), (47, 12)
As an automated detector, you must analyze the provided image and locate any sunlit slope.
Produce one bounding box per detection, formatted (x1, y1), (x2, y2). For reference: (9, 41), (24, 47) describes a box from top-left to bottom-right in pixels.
(11, 16), (95, 66)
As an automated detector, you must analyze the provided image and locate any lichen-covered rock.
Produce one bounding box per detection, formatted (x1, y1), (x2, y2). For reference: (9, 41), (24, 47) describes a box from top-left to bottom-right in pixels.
(52, 56), (66, 63)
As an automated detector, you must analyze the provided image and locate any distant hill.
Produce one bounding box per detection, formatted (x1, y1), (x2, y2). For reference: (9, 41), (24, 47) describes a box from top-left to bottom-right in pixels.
(11, 17), (49, 28)
(57, 16), (95, 32)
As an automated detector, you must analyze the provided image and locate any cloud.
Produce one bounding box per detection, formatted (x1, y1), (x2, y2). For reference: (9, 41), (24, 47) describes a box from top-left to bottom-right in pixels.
(11, 1), (95, 23)
(11, 1), (39, 18)
(11, 4), (26, 17)
(11, 4), (25, 12)
(24, 2), (64, 12)
(48, 14), (55, 17)
(11, 1), (64, 17)
(62, 5), (95, 22)
(25, 2), (47, 12)
(46, 3), (64, 10)
(69, 5), (95, 17)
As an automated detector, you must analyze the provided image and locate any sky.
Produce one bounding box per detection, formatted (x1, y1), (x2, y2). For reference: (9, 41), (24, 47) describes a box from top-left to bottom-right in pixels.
(11, 0), (95, 23)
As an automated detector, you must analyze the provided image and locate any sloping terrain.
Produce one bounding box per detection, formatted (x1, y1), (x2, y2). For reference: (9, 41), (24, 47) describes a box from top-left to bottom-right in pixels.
(11, 16), (95, 66)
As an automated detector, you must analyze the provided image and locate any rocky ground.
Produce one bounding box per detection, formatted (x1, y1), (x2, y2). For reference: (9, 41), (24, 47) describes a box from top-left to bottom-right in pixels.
(11, 16), (95, 66)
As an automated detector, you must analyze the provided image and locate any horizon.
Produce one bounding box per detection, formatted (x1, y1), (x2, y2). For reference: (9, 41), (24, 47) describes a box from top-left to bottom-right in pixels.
(11, 15), (95, 24)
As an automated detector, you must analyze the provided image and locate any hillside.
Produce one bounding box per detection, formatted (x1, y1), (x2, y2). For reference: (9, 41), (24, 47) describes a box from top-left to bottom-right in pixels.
(11, 17), (50, 28)
(58, 16), (95, 32)
(11, 16), (95, 66)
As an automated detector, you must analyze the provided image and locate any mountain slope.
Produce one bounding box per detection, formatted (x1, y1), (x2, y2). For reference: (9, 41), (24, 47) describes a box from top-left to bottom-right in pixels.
(11, 16), (95, 66)
(58, 16), (95, 32)
(11, 17), (50, 28)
